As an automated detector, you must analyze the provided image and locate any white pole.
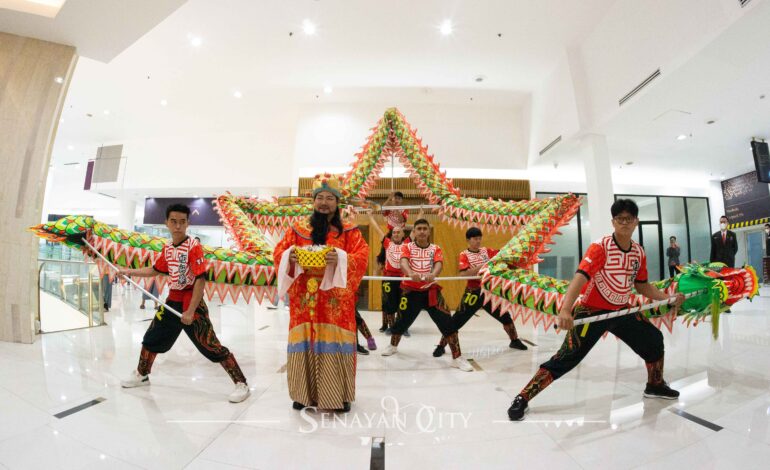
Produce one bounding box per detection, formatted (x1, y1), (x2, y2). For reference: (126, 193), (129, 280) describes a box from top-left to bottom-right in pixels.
(572, 289), (707, 326)
(82, 238), (183, 318)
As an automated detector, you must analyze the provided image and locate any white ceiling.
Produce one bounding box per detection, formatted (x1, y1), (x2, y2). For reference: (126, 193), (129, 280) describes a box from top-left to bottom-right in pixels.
(0, 0), (187, 61)
(49, 0), (615, 158)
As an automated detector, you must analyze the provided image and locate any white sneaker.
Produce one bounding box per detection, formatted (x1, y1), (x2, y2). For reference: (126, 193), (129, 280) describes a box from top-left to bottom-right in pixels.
(228, 382), (250, 403)
(381, 345), (398, 356)
(121, 370), (150, 388)
(451, 357), (474, 372)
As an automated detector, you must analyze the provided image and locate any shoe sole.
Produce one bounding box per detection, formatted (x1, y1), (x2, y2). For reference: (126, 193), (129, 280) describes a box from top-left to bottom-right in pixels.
(451, 362), (474, 372)
(121, 380), (149, 389)
(381, 350), (397, 356)
(508, 406), (529, 421)
(229, 392), (251, 403)
(643, 393), (679, 400)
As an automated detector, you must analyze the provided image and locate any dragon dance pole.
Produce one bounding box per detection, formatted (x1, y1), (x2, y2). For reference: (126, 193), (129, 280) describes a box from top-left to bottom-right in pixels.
(82, 238), (183, 318)
(571, 289), (709, 327)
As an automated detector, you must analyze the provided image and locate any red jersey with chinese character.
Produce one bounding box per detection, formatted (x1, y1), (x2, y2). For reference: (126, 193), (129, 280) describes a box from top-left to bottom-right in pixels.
(153, 236), (207, 304)
(382, 236), (410, 276)
(458, 247), (499, 289)
(400, 241), (443, 290)
(383, 209), (409, 230)
(577, 234), (648, 311)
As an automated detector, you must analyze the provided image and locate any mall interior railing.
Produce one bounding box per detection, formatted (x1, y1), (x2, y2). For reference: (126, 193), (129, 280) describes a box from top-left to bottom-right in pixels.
(37, 244), (105, 331)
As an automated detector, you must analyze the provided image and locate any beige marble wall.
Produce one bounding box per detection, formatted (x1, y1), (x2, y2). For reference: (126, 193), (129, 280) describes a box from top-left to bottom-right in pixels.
(0, 32), (77, 343)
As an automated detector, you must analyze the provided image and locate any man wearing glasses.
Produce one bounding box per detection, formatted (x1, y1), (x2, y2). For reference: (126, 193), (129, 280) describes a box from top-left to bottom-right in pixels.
(507, 199), (685, 421)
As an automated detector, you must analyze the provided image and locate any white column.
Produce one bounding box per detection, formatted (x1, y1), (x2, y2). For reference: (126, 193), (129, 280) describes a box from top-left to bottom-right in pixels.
(708, 180), (723, 233)
(119, 198), (137, 231)
(583, 134), (615, 240)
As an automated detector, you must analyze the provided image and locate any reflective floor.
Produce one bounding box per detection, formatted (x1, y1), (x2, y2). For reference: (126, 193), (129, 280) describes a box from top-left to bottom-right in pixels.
(1, 285), (769, 469)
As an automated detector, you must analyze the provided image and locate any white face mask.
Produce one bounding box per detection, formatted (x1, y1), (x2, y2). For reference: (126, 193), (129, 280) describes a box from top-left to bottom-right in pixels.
(766, 228), (770, 234)
(720, 223), (727, 230)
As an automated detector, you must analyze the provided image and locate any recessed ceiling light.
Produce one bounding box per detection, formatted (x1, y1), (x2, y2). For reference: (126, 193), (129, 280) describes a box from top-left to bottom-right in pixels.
(189, 36), (203, 47)
(193, 194), (199, 198)
(439, 19), (453, 36)
(676, 134), (688, 140)
(323, 85), (333, 94)
(59, 118), (64, 123)
(67, 145), (74, 150)
(706, 119), (716, 125)
(54, 76), (64, 84)
(474, 75), (485, 83)
(233, 90), (243, 99)
(160, 99), (168, 107)
(144, 195), (150, 198)
(103, 109), (110, 115)
(625, 161), (634, 165)
(302, 19), (317, 35)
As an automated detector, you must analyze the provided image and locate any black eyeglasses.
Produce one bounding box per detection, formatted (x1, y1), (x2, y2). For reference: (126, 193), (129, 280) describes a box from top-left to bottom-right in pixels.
(613, 216), (637, 225)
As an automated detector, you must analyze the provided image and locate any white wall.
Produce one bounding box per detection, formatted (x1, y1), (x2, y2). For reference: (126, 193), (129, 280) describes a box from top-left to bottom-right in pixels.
(292, 102), (527, 180)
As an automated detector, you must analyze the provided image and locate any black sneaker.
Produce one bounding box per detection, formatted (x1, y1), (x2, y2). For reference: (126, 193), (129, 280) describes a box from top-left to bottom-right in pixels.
(432, 345), (446, 357)
(643, 382), (680, 400)
(378, 325), (387, 333)
(507, 395), (528, 421)
(509, 339), (528, 350)
(357, 344), (369, 355)
(292, 401), (306, 410)
(403, 329), (411, 337)
(384, 328), (392, 336)
(339, 402), (351, 413)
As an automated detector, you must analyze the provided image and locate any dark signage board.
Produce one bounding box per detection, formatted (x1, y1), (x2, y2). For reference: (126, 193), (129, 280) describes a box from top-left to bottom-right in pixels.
(721, 171), (770, 226)
(143, 198), (220, 226)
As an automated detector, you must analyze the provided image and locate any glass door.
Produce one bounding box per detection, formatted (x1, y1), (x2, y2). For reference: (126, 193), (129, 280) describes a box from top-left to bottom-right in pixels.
(633, 222), (664, 281)
(746, 230), (764, 279)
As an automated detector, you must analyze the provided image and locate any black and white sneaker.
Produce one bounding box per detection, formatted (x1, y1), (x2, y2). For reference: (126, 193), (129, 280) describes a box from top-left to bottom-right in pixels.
(356, 344), (369, 355)
(643, 382), (680, 400)
(507, 395), (529, 421)
(432, 345), (446, 357)
(509, 339), (528, 350)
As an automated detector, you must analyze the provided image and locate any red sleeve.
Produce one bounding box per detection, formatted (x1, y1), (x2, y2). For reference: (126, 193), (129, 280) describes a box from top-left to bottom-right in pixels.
(458, 252), (470, 271)
(153, 246), (169, 274)
(487, 248), (500, 259)
(382, 210), (392, 217)
(577, 243), (605, 279)
(635, 248), (649, 283)
(189, 243), (207, 277)
(433, 246), (444, 264)
(400, 243), (410, 260)
(401, 209), (409, 221)
(383, 237), (391, 249)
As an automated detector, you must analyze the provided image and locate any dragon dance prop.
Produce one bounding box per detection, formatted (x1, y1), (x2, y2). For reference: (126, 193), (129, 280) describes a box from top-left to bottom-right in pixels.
(30, 108), (759, 336)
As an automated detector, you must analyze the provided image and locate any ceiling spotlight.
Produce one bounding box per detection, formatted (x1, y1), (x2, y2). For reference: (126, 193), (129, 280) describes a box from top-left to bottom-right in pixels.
(54, 76), (64, 84)
(103, 109), (110, 115)
(625, 161), (634, 165)
(474, 75), (486, 83)
(189, 36), (202, 47)
(706, 119), (716, 125)
(302, 19), (317, 35)
(676, 134), (688, 140)
(67, 145), (74, 151)
(160, 99), (168, 107)
(439, 19), (453, 36)
(193, 194), (199, 198)
(233, 90), (243, 99)
(144, 195), (150, 198)
(323, 85), (333, 94)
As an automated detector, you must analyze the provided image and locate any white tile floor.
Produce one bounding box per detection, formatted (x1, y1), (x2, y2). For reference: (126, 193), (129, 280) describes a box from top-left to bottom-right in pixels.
(1, 285), (769, 469)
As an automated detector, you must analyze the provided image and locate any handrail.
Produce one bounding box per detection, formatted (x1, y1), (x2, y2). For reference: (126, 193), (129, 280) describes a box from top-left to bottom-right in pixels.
(37, 258), (103, 332)
(38, 258), (94, 265)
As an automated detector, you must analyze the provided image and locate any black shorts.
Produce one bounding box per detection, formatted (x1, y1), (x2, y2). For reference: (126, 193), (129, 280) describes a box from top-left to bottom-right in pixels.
(381, 280), (401, 314)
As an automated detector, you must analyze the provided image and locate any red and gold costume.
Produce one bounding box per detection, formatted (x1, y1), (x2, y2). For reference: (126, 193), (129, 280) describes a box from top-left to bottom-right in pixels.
(273, 218), (369, 409)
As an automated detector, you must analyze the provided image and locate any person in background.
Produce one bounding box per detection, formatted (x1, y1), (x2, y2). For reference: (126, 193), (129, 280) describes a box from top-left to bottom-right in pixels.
(102, 274), (112, 312)
(764, 223), (770, 255)
(710, 215), (738, 268)
(382, 191), (409, 231)
(140, 279), (160, 310)
(666, 236), (681, 278)
(710, 215), (739, 313)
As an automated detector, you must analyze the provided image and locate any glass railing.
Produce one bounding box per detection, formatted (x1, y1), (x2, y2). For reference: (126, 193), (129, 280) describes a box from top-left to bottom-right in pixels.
(37, 258), (105, 332)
